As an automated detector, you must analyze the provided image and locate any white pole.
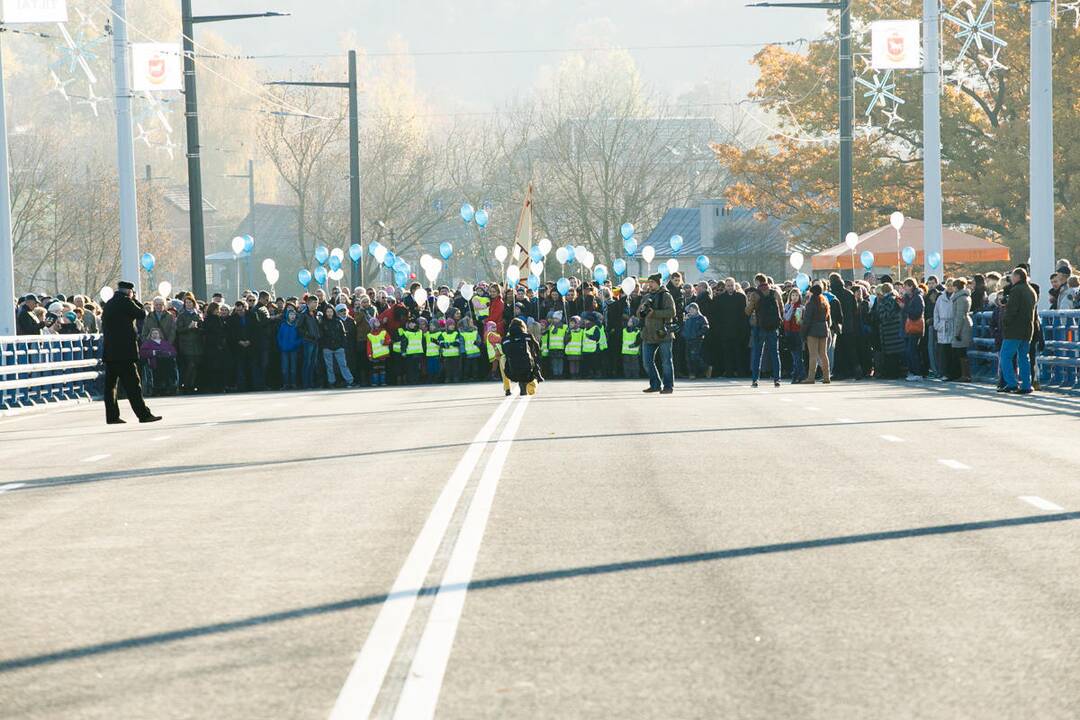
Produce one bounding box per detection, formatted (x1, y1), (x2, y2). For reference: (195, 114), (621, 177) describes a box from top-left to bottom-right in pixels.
(112, 0), (141, 293)
(922, 0), (943, 278)
(1030, 0), (1055, 309)
(0, 35), (16, 336)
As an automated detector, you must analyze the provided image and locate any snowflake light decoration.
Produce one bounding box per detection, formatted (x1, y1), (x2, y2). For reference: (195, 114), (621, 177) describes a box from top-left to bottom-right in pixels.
(134, 123), (153, 148)
(855, 70), (905, 117)
(157, 137), (179, 161)
(883, 104), (904, 128)
(48, 71), (75, 103)
(76, 84), (103, 117)
(52, 25), (106, 84)
(943, 0), (1007, 63)
(1056, 0), (1080, 28)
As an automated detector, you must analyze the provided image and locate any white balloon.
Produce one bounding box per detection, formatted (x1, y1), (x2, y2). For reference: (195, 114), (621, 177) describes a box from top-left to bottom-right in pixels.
(373, 245), (388, 263)
(620, 277), (637, 295)
(329, 268), (344, 281)
(530, 261), (544, 276)
(261, 258), (276, 274)
(330, 247), (344, 260)
(494, 245), (508, 263)
(555, 247), (569, 264)
(538, 238), (552, 256)
(845, 232), (860, 250)
(157, 281), (172, 298)
(666, 259), (679, 273)
(231, 236), (245, 255)
(436, 295), (451, 314)
(789, 252), (804, 271)
(890, 211), (905, 231)
(99, 286), (114, 302)
(461, 283), (475, 301)
(413, 288), (429, 306)
(266, 268), (280, 285)
(641, 245), (656, 264)
(506, 264), (521, 283)
(420, 253), (434, 271)
(581, 252), (594, 270)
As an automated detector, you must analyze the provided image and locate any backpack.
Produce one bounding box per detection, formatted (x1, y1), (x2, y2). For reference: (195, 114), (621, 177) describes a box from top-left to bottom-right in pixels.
(501, 335), (536, 381)
(755, 289), (781, 331)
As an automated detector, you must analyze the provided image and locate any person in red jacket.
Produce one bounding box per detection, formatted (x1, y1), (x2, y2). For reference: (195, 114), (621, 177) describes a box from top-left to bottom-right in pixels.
(487, 285), (506, 336)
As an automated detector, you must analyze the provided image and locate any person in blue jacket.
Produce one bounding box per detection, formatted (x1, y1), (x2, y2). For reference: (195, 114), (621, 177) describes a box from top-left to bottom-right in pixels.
(276, 305), (303, 389)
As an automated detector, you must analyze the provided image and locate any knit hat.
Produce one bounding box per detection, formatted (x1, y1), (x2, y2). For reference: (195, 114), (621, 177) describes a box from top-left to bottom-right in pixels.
(47, 301), (64, 315)
(335, 303), (348, 313)
(648, 273), (662, 284)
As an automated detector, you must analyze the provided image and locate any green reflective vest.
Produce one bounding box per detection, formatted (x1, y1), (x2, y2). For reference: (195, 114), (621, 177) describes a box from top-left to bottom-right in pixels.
(368, 330), (389, 359)
(540, 332), (549, 357)
(402, 329), (424, 356)
(565, 328), (583, 356)
(461, 329), (481, 357)
(547, 325), (567, 351)
(424, 331), (442, 357)
(582, 327), (599, 353)
(474, 296), (490, 318)
(441, 331), (461, 357)
(622, 328), (641, 355)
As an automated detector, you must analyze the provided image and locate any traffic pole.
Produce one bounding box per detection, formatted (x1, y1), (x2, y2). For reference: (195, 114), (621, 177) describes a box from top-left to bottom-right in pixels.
(922, 0), (944, 276)
(1029, 0), (1055, 308)
(112, 0), (141, 293)
(0, 34), (15, 336)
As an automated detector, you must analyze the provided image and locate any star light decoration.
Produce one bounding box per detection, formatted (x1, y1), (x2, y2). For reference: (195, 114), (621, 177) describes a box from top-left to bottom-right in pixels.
(854, 66), (905, 130)
(1056, 0), (1080, 28)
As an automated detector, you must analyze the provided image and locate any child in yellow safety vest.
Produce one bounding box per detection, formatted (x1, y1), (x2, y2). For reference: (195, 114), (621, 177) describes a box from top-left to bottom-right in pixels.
(484, 320), (511, 395)
(421, 317), (442, 383)
(622, 316), (643, 379)
(565, 315), (584, 379)
(366, 317), (391, 386)
(458, 316), (483, 381)
(440, 319), (464, 383)
(400, 318), (425, 384)
(545, 312), (568, 379)
(581, 316), (603, 378)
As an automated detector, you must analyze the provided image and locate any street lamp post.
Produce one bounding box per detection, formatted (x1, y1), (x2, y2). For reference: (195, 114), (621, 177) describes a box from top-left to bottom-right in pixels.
(267, 50), (363, 289)
(748, 0), (853, 247)
(181, 2), (287, 301)
(225, 159), (256, 289)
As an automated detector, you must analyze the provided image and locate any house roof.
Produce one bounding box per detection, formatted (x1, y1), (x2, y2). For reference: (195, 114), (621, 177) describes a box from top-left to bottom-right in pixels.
(811, 218), (1011, 270)
(162, 186), (217, 214)
(642, 208), (703, 258)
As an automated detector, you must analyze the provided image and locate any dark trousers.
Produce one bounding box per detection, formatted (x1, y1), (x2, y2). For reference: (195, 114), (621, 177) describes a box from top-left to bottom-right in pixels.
(104, 359), (151, 422)
(834, 333), (862, 378)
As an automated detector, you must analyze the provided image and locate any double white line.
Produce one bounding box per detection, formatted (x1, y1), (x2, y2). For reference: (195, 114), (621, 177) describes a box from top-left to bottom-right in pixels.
(330, 396), (531, 720)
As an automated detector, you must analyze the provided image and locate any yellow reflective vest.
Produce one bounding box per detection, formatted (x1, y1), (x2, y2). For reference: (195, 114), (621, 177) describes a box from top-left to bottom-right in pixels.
(582, 327), (600, 354)
(461, 329), (481, 357)
(565, 328), (584, 357)
(547, 325), (567, 351)
(368, 330), (389, 359)
(622, 328), (641, 355)
(401, 329), (424, 356)
(441, 331), (461, 357)
(424, 331), (442, 357)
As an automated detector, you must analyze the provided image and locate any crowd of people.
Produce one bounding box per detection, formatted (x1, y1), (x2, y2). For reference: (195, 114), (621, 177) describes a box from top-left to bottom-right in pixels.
(12, 257), (1075, 397)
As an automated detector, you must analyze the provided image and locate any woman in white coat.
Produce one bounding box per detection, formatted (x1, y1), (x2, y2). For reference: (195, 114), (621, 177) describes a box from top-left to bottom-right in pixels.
(933, 279), (955, 380)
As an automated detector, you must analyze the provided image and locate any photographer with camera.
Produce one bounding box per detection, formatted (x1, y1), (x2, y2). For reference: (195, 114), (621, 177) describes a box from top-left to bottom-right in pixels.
(639, 273), (676, 394)
(101, 281), (162, 425)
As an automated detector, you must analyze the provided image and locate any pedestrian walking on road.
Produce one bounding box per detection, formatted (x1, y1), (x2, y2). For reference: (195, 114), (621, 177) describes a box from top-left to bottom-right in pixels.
(502, 317), (542, 396)
(638, 273), (676, 394)
(745, 273), (784, 388)
(101, 281), (161, 425)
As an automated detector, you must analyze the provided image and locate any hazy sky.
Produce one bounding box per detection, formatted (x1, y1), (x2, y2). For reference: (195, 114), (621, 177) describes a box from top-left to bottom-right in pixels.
(193, 0), (832, 114)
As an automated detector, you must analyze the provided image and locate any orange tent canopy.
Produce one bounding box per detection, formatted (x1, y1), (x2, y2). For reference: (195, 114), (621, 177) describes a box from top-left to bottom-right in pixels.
(811, 218), (1011, 271)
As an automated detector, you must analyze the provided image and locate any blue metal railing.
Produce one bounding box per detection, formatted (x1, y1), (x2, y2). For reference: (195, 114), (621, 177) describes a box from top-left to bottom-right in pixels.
(968, 309), (1080, 393)
(0, 334), (103, 412)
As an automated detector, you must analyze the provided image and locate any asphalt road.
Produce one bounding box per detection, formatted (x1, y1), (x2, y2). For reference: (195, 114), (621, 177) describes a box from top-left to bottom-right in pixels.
(2, 378), (1079, 719)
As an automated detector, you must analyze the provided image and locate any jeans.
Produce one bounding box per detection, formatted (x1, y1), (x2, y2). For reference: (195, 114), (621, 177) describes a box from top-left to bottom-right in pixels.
(323, 347), (353, 385)
(642, 341), (674, 390)
(750, 327), (780, 382)
(785, 331), (804, 381)
(905, 335), (922, 375)
(999, 339), (1032, 391)
(301, 341), (318, 388)
(280, 350), (299, 388)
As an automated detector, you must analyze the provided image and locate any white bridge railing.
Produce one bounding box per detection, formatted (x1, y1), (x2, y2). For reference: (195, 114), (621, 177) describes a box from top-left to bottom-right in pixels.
(0, 334), (103, 411)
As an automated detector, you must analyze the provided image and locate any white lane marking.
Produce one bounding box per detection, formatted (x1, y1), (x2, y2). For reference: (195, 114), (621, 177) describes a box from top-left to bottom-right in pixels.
(836, 418), (854, 424)
(779, 398), (793, 403)
(393, 397), (531, 720)
(328, 398), (513, 720)
(938, 459), (970, 470)
(202, 422), (218, 428)
(880, 434), (905, 443)
(150, 435), (172, 442)
(0, 483), (26, 494)
(1019, 496), (1064, 512)
(82, 454), (110, 463)
(804, 406), (821, 412)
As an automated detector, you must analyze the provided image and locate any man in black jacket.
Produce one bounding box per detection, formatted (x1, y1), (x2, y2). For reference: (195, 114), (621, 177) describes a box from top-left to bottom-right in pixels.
(828, 273), (861, 379)
(16, 295), (43, 335)
(227, 301), (256, 391)
(101, 281), (160, 425)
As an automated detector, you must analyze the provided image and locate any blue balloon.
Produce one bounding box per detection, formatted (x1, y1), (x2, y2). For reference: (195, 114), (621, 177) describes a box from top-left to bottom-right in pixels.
(620, 222), (635, 241)
(313, 265), (328, 285)
(669, 235), (684, 253)
(556, 277), (570, 297)
(393, 257), (408, 273)
(349, 244), (362, 262)
(315, 245), (329, 264)
(695, 255), (710, 273)
(242, 235), (255, 253)
(660, 264), (671, 281)
(297, 268), (312, 287)
(593, 266), (608, 284)
(623, 238), (637, 256)
(927, 251), (942, 269)
(328, 254), (342, 271)
(530, 246), (543, 264)
(795, 272), (811, 293)
(527, 274), (540, 291)
(460, 203), (475, 224)
(474, 208), (489, 228)
(439, 241), (453, 260)
(613, 258), (627, 276)
(394, 270), (407, 287)
(140, 252), (155, 271)
(565, 245), (576, 263)
(384, 251), (396, 269)
(368, 241), (381, 256)
(860, 250), (875, 270)
(902, 246), (917, 265)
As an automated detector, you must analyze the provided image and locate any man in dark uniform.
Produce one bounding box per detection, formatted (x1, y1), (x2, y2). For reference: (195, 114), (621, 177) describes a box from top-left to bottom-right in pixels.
(102, 281), (161, 425)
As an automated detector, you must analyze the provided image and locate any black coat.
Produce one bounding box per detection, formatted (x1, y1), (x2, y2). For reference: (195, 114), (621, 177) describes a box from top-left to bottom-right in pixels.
(714, 291), (748, 340)
(101, 293), (146, 361)
(202, 315), (228, 353)
(226, 313), (257, 350)
(16, 307), (42, 335)
(828, 282), (856, 336)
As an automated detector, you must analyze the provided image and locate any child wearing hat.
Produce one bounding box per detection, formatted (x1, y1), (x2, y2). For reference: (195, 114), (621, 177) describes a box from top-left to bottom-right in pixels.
(366, 316), (390, 386)
(484, 320), (510, 395)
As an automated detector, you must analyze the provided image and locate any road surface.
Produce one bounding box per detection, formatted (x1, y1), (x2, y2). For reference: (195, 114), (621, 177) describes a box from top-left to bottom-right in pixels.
(2, 379), (1079, 719)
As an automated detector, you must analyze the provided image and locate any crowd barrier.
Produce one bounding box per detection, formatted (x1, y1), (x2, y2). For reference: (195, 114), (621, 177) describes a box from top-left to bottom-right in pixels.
(969, 310), (1080, 392)
(0, 334), (103, 412)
